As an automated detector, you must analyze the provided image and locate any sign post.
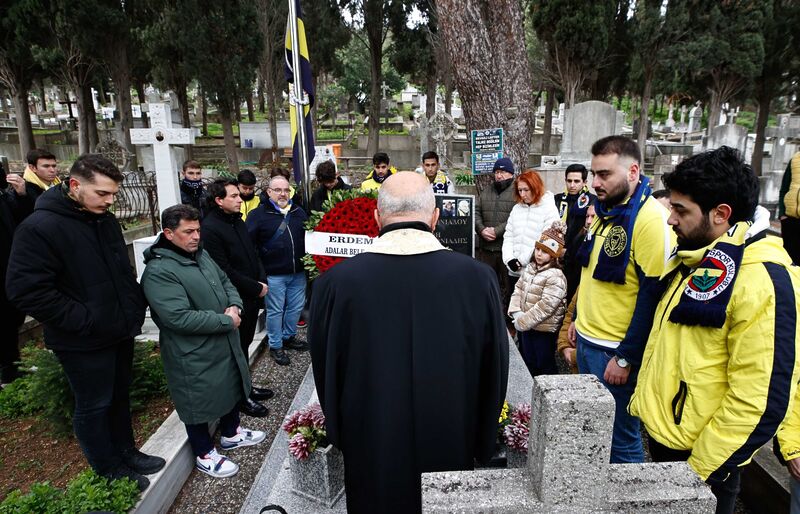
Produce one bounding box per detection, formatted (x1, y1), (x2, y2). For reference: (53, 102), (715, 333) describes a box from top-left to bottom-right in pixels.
(470, 128), (504, 175)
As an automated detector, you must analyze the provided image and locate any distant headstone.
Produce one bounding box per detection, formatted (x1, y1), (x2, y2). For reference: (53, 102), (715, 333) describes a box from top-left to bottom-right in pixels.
(239, 121), (291, 149)
(665, 103), (676, 129)
(688, 102), (703, 132)
(560, 101), (622, 165)
(421, 375), (716, 513)
(706, 124), (747, 154)
(428, 111), (458, 165)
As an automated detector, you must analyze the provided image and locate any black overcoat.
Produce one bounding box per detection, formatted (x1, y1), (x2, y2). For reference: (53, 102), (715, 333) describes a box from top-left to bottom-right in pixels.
(309, 226), (509, 513)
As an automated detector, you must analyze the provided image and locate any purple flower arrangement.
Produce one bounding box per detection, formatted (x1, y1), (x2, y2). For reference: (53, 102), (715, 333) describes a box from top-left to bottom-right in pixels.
(502, 402), (531, 453)
(283, 402), (328, 460)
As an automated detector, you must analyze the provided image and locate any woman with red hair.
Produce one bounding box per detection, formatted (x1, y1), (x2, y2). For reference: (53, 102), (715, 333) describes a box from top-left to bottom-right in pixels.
(501, 170), (560, 305)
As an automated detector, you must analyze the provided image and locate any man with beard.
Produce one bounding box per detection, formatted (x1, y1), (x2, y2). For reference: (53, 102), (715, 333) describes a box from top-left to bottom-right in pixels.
(629, 146), (800, 514)
(237, 169), (261, 221)
(553, 163), (597, 302)
(475, 157), (517, 307)
(568, 136), (673, 463)
(309, 172), (508, 513)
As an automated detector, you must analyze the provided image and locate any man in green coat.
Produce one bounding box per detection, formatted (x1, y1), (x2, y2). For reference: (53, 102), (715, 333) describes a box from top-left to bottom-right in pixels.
(142, 204), (266, 478)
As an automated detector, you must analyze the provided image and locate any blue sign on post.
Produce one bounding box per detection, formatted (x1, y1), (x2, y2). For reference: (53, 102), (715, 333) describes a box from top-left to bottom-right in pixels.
(471, 128), (504, 153)
(471, 152), (503, 174)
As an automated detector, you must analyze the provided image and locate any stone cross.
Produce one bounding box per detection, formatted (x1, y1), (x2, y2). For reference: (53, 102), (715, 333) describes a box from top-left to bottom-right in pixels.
(428, 111), (458, 164)
(421, 374), (716, 513)
(381, 81), (390, 99)
(130, 103), (195, 215)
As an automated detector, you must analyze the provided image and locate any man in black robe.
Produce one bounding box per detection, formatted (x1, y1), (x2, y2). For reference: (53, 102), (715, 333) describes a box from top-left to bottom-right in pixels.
(309, 172), (509, 514)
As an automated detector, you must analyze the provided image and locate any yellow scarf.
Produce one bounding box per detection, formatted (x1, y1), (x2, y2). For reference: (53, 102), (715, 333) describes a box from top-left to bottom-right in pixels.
(24, 168), (61, 191)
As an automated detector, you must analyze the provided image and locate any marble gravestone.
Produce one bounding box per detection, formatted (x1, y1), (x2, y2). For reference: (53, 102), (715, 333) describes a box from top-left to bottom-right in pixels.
(706, 124), (748, 155)
(558, 101), (623, 166)
(421, 374), (716, 513)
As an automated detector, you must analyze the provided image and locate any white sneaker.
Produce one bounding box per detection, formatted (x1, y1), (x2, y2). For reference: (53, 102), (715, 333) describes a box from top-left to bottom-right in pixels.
(195, 448), (239, 478)
(220, 426), (267, 450)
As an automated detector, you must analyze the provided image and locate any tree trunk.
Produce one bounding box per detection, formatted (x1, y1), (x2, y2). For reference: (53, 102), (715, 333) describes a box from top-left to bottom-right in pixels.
(175, 84), (193, 160)
(637, 71), (653, 162)
(707, 90), (721, 131)
(235, 100), (242, 123)
(436, 0), (534, 171)
(82, 84), (98, 152)
(425, 73), (436, 117)
(220, 104), (239, 174)
(12, 87), (35, 157)
(542, 86), (554, 155)
(134, 81), (148, 128)
(444, 85), (454, 115)
(257, 75), (266, 113)
(75, 88), (89, 154)
(246, 92), (255, 122)
(364, 0), (384, 156)
(38, 79), (47, 112)
(752, 91), (772, 176)
(264, 69), (279, 163)
(200, 87), (208, 136)
(109, 45), (135, 163)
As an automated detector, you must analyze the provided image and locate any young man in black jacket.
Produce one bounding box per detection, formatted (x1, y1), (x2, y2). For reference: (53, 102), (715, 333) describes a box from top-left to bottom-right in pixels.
(309, 160), (351, 212)
(202, 179), (273, 417)
(6, 154), (164, 491)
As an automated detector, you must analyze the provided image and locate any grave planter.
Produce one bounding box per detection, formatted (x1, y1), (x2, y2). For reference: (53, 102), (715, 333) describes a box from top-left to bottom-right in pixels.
(289, 443), (345, 507)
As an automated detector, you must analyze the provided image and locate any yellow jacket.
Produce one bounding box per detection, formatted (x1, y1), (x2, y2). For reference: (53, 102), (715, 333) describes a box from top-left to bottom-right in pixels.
(630, 233), (800, 481)
(360, 168), (396, 192)
(240, 195), (261, 221)
(777, 388), (800, 463)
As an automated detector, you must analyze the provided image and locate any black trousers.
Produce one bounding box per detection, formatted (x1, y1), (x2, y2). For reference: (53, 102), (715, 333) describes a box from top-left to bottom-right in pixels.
(185, 406), (240, 457)
(477, 249), (511, 311)
(648, 434), (741, 514)
(239, 297), (261, 358)
(0, 304), (24, 382)
(55, 339), (136, 475)
(782, 216), (800, 265)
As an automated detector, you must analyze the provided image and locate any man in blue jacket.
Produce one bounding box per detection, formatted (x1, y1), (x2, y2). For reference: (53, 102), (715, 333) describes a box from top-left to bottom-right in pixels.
(246, 175), (309, 366)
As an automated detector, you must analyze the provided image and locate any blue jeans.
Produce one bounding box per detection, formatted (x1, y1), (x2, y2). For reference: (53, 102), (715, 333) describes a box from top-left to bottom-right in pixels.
(576, 335), (644, 463)
(265, 272), (306, 349)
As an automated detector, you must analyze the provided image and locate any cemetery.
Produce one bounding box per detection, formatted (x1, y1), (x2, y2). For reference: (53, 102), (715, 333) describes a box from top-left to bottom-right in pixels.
(1, 1), (799, 513)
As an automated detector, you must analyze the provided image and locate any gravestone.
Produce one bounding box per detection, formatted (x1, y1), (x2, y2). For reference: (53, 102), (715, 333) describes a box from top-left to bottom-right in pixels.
(688, 102), (703, 133)
(428, 111), (458, 165)
(559, 101), (623, 165)
(130, 102), (195, 216)
(421, 374), (716, 513)
(677, 105), (688, 132)
(665, 103), (676, 129)
(706, 124), (747, 154)
(434, 194), (475, 257)
(239, 121), (291, 149)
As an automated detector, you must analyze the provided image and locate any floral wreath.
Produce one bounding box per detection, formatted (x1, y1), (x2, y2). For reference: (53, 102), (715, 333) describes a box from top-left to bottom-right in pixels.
(302, 188), (379, 280)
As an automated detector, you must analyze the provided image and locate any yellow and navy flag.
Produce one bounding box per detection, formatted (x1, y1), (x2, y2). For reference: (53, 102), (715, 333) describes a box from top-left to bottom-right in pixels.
(285, 0), (315, 185)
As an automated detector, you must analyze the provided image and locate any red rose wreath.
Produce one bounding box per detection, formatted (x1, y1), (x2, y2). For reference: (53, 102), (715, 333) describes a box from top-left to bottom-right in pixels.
(303, 189), (379, 279)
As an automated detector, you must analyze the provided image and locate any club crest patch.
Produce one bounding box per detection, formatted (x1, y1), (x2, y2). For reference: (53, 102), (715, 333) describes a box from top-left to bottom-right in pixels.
(603, 225), (627, 257)
(684, 248), (736, 301)
(559, 201), (568, 218)
(577, 192), (590, 209)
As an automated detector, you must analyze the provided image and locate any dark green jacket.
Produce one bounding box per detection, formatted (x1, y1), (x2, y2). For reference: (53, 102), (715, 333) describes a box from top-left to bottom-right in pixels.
(475, 180), (516, 252)
(141, 236), (251, 425)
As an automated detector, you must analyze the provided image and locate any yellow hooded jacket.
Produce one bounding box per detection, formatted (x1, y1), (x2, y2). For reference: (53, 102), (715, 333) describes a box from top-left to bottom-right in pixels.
(629, 231), (800, 481)
(360, 167), (396, 192)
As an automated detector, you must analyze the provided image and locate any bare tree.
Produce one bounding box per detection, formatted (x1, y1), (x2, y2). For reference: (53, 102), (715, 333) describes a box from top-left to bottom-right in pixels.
(256, 0), (286, 165)
(436, 0), (534, 171)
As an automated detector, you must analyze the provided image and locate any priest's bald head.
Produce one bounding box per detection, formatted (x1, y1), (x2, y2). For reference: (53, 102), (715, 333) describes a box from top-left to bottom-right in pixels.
(374, 171), (440, 229)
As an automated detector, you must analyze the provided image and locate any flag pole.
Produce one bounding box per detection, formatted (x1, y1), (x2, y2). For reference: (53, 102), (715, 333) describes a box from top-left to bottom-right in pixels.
(288, 0), (311, 204)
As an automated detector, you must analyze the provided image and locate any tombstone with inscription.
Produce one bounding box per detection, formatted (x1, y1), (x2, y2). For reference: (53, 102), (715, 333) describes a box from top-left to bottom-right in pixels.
(422, 374), (716, 513)
(665, 103), (676, 129)
(434, 194), (475, 257)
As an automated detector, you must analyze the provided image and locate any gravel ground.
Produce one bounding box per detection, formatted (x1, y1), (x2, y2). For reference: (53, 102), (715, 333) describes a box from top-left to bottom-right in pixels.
(169, 329), (311, 514)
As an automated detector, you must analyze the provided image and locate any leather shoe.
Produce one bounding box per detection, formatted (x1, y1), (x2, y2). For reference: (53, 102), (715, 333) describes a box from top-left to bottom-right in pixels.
(270, 348), (291, 365)
(250, 386), (275, 401)
(106, 465), (150, 492)
(240, 397), (269, 418)
(121, 448), (166, 475)
(283, 335), (308, 351)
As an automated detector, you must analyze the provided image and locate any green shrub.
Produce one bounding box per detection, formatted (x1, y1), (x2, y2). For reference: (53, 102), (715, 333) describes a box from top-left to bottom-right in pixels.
(0, 341), (168, 435)
(0, 469), (139, 514)
(454, 172), (475, 186)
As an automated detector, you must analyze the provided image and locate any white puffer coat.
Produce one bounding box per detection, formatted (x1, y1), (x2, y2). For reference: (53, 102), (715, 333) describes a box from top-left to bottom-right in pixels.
(507, 262), (567, 333)
(501, 192), (560, 276)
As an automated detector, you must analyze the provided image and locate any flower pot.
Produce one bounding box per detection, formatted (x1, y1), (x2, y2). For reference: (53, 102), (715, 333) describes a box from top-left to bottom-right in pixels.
(289, 443), (345, 507)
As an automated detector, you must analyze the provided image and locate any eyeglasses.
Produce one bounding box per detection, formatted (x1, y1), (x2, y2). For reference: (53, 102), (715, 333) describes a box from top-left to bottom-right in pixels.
(270, 188), (291, 194)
